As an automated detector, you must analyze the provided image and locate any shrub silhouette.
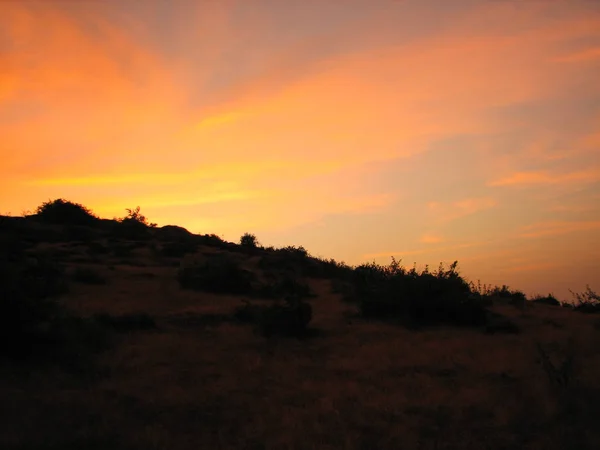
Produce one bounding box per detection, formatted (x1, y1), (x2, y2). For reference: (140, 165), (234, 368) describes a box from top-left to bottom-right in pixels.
(349, 258), (488, 327)
(257, 276), (313, 300)
(569, 286), (600, 313)
(487, 284), (527, 307)
(111, 206), (155, 240)
(0, 250), (109, 362)
(34, 198), (99, 226)
(158, 239), (198, 258)
(532, 294), (561, 306)
(240, 232), (259, 248)
(234, 298), (313, 338)
(178, 254), (255, 294)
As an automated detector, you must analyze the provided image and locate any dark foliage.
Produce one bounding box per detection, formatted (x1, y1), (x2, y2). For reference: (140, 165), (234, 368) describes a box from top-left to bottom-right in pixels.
(158, 239), (198, 258)
(234, 298), (313, 338)
(178, 254), (255, 294)
(256, 276), (313, 300)
(0, 250), (110, 365)
(240, 232), (259, 248)
(109, 206), (155, 240)
(532, 294), (561, 306)
(486, 285), (527, 307)
(569, 286), (600, 313)
(349, 258), (488, 328)
(34, 199), (100, 226)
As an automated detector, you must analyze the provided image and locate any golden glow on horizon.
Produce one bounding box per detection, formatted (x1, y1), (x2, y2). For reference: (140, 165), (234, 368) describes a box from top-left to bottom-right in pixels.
(1, 0), (599, 300)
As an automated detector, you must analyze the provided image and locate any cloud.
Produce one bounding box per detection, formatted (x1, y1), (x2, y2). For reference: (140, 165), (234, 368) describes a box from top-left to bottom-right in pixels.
(502, 262), (562, 274)
(518, 220), (600, 239)
(489, 169), (600, 187)
(363, 242), (483, 261)
(553, 47), (600, 63)
(427, 197), (497, 223)
(420, 234), (445, 244)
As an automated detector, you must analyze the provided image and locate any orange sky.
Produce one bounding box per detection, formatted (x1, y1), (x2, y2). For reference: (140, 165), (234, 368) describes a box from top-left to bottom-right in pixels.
(1, 0), (599, 301)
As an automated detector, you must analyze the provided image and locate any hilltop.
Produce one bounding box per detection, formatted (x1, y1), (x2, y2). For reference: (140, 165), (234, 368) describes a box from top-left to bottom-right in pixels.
(1, 199), (599, 450)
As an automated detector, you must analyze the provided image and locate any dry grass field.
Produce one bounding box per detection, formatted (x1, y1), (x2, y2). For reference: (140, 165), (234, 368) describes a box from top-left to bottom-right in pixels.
(1, 203), (599, 450)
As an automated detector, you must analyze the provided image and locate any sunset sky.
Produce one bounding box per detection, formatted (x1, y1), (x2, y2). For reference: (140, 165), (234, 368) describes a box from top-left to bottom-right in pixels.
(1, 0), (599, 300)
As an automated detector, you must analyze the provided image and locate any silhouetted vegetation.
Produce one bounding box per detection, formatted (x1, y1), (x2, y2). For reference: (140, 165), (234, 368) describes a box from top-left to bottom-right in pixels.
(569, 286), (600, 313)
(347, 258), (488, 328)
(110, 206), (155, 240)
(532, 294), (561, 306)
(0, 249), (110, 365)
(257, 276), (314, 300)
(240, 232), (259, 248)
(178, 254), (255, 294)
(157, 239), (198, 258)
(234, 297), (313, 337)
(34, 198), (100, 226)
(3, 198), (600, 449)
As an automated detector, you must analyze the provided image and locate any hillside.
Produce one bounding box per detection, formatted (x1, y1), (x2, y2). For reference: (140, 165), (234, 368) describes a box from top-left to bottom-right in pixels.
(1, 200), (599, 450)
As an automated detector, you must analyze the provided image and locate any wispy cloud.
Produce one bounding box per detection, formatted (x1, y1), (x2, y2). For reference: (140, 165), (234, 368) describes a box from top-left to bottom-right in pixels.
(363, 242), (483, 261)
(553, 47), (600, 63)
(518, 220), (600, 238)
(427, 197), (497, 223)
(420, 234), (445, 244)
(489, 169), (600, 187)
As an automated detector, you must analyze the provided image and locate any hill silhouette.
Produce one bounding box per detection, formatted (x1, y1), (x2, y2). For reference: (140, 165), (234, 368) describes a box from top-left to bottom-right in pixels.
(1, 199), (599, 449)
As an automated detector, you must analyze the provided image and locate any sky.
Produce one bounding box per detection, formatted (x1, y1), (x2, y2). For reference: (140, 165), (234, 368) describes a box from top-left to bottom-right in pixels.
(1, 0), (599, 301)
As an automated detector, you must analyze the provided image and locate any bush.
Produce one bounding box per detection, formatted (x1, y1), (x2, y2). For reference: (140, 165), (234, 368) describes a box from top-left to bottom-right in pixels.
(278, 245), (309, 258)
(178, 254), (255, 294)
(158, 239), (198, 258)
(256, 276), (313, 300)
(532, 294), (561, 306)
(34, 198), (99, 226)
(570, 286), (600, 313)
(110, 206), (155, 240)
(0, 253), (111, 365)
(240, 232), (259, 248)
(349, 258), (488, 328)
(234, 298), (313, 338)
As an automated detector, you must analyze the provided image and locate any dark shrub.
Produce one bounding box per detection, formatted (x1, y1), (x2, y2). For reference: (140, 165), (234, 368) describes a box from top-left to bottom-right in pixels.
(487, 285), (527, 307)
(62, 224), (98, 242)
(303, 256), (354, 279)
(350, 259), (488, 328)
(234, 298), (313, 338)
(532, 294), (561, 306)
(278, 245), (309, 258)
(110, 219), (151, 240)
(109, 206), (155, 240)
(34, 199), (99, 226)
(240, 232), (259, 248)
(154, 225), (192, 241)
(257, 276), (313, 300)
(0, 254), (111, 365)
(178, 254), (255, 294)
(159, 240), (198, 258)
(71, 266), (107, 285)
(570, 286), (600, 313)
